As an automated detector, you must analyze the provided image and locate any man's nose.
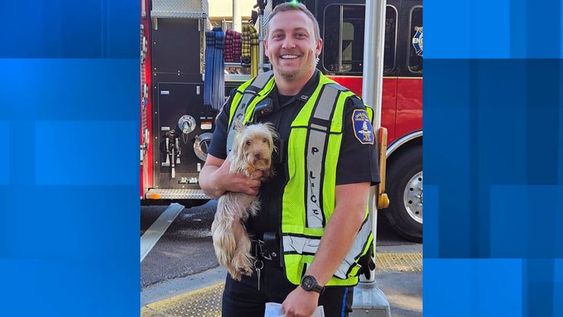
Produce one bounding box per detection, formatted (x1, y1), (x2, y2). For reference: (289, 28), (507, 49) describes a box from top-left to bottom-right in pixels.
(282, 37), (296, 49)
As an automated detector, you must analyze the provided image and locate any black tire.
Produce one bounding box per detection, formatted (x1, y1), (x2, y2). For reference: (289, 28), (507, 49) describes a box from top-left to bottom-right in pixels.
(384, 144), (422, 242)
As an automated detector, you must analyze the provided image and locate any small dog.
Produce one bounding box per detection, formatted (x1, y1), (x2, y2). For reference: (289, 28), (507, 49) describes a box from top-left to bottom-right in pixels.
(211, 121), (277, 280)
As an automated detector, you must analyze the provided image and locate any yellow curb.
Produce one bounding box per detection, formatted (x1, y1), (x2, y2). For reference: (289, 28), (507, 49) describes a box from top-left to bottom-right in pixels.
(142, 282), (224, 317)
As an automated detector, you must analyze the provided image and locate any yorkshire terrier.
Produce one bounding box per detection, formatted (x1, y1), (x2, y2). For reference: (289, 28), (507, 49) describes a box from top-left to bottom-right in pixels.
(211, 121), (277, 280)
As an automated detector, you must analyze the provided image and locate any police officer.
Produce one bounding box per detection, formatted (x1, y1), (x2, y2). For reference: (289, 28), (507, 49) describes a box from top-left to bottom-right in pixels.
(199, 2), (379, 316)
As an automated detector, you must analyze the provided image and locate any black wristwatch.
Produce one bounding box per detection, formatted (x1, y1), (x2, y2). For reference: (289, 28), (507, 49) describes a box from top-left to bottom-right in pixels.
(300, 275), (324, 293)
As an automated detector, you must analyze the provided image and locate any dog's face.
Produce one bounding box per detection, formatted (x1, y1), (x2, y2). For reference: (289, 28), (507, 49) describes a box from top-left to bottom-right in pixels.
(232, 122), (277, 173)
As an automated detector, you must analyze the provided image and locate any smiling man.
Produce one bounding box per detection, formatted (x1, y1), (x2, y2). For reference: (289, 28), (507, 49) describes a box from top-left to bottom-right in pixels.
(199, 2), (379, 317)
(264, 6), (321, 92)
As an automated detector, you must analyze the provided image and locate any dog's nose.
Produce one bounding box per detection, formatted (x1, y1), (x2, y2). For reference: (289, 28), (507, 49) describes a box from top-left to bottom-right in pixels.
(254, 153), (261, 160)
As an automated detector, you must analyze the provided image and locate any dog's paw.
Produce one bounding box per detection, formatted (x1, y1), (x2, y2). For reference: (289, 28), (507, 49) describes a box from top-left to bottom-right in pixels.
(239, 265), (254, 277)
(237, 254), (254, 277)
(233, 252), (254, 277)
(228, 267), (242, 281)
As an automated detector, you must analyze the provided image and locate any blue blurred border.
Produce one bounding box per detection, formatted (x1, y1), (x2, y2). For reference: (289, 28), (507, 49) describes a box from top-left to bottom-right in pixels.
(0, 1), (139, 316)
(425, 0), (563, 316)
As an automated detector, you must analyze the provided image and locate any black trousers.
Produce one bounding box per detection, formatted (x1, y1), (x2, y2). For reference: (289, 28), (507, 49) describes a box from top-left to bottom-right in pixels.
(222, 260), (353, 317)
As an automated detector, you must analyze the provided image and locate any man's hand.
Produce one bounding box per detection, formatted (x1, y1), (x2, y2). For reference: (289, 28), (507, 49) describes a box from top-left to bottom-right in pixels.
(218, 158), (263, 195)
(281, 286), (319, 317)
(199, 155), (264, 198)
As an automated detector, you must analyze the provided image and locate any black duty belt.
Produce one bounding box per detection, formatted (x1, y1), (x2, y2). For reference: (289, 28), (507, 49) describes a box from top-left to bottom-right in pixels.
(250, 232), (280, 263)
(250, 232), (281, 291)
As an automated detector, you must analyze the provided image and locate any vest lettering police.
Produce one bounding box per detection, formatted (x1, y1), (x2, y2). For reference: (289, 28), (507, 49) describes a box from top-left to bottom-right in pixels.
(226, 71), (374, 286)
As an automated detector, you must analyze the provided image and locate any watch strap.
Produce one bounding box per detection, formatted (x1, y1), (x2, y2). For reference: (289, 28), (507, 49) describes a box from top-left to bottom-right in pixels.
(301, 275), (324, 293)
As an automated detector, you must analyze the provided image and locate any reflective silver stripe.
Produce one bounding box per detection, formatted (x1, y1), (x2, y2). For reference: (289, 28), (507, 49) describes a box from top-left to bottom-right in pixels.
(310, 123), (327, 131)
(305, 84), (345, 228)
(313, 84), (343, 120)
(251, 70), (273, 89)
(334, 213), (372, 279)
(226, 71), (273, 153)
(282, 215), (372, 279)
(283, 235), (320, 254)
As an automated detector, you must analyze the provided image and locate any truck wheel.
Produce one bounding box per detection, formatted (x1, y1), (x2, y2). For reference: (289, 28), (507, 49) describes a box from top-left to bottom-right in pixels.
(384, 144), (422, 242)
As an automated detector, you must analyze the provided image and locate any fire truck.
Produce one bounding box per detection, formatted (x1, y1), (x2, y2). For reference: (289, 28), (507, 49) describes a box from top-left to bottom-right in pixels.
(140, 0), (423, 241)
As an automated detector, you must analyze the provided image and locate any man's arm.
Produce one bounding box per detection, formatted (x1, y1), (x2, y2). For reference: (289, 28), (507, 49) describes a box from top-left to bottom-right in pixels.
(199, 154), (263, 198)
(304, 182), (369, 284)
(281, 182), (369, 316)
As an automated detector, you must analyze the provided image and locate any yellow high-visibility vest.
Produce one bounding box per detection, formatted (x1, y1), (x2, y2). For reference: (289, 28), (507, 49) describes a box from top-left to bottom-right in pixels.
(227, 71), (373, 286)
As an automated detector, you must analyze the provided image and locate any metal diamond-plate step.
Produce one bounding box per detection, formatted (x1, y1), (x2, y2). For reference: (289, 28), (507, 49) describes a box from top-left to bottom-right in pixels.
(151, 0), (208, 19)
(145, 188), (210, 200)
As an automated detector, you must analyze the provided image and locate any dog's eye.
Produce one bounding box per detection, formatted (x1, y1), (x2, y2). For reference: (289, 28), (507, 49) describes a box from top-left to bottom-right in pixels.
(246, 140), (252, 146)
(262, 138), (268, 143)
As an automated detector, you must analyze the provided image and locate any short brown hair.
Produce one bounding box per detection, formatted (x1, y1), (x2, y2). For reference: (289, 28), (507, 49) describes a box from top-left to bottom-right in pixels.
(264, 2), (321, 41)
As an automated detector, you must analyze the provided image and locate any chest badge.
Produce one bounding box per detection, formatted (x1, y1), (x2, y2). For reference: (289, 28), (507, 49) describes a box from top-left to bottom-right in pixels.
(352, 109), (374, 145)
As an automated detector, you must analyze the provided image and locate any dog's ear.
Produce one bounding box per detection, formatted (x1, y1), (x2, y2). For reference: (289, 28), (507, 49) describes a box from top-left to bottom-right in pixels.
(267, 123), (279, 138)
(229, 126), (246, 173)
(229, 138), (245, 173)
(263, 122), (279, 152)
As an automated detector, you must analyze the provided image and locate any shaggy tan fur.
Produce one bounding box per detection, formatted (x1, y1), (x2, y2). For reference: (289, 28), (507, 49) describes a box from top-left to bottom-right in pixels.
(211, 122), (277, 280)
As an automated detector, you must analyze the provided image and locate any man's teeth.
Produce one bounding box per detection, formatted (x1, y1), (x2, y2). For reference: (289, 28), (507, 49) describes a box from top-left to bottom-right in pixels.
(281, 55), (299, 59)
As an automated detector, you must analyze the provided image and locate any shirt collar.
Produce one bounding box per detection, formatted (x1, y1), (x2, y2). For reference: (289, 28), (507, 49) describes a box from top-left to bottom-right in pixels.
(273, 69), (321, 109)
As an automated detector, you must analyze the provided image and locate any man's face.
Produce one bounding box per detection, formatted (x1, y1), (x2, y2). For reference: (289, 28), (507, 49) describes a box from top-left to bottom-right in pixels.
(265, 10), (322, 82)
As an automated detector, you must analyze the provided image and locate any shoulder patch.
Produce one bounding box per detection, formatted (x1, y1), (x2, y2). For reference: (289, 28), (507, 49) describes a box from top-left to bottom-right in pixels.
(352, 109), (374, 145)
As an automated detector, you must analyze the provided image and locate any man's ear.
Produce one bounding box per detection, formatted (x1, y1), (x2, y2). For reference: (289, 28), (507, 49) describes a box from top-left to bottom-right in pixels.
(315, 38), (323, 57)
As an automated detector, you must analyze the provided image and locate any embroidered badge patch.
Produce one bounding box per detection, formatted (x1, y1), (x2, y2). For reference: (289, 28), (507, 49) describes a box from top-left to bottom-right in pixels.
(352, 109), (374, 145)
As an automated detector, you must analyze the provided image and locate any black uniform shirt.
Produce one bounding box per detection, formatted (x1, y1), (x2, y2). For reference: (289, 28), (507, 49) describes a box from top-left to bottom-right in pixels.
(208, 70), (379, 238)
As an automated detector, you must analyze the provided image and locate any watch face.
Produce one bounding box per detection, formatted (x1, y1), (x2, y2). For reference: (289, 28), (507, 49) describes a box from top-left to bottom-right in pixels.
(302, 275), (321, 292)
(303, 276), (314, 290)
